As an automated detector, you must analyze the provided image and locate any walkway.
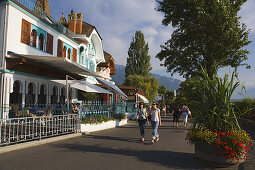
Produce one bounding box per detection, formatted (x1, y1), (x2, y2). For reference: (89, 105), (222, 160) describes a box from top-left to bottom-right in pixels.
(0, 115), (254, 170)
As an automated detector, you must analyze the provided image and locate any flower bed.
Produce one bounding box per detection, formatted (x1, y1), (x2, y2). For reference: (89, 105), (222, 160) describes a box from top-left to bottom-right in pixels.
(187, 129), (253, 162)
(80, 114), (127, 133)
(80, 119), (127, 133)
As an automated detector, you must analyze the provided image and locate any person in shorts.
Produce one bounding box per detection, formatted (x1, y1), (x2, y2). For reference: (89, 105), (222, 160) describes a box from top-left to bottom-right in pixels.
(172, 104), (181, 128)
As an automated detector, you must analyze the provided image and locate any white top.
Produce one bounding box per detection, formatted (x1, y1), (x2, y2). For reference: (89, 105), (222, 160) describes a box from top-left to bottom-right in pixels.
(151, 108), (160, 122)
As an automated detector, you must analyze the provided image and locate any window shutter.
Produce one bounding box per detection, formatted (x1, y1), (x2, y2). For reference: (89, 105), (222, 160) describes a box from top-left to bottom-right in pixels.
(46, 33), (53, 54)
(21, 19), (31, 45)
(57, 39), (63, 57)
(72, 48), (77, 62)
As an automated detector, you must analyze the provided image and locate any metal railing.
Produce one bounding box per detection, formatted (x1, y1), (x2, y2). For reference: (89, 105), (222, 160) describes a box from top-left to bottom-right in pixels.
(3, 102), (127, 119)
(0, 114), (79, 146)
(0, 101), (130, 146)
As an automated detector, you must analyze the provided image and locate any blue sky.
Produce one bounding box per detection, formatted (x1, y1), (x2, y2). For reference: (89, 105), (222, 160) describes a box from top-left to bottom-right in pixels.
(43, 0), (254, 91)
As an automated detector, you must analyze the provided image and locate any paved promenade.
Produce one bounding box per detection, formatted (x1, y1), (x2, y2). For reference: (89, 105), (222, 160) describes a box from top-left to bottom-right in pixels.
(0, 115), (254, 170)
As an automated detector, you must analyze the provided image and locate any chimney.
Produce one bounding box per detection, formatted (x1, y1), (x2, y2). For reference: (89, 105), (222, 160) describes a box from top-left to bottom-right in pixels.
(68, 10), (76, 34)
(76, 13), (83, 34)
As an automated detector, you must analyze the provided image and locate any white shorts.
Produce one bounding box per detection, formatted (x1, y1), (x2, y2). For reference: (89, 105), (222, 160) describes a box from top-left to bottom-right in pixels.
(182, 114), (188, 123)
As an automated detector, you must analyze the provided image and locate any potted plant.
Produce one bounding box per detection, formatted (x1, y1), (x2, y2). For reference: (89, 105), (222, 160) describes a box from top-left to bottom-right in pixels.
(185, 68), (253, 167)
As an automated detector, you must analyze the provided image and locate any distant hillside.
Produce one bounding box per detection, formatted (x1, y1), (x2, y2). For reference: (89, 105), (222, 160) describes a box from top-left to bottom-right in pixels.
(111, 65), (181, 91)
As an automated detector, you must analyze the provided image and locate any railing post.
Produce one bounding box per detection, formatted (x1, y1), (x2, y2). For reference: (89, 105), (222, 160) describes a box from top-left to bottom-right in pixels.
(39, 117), (41, 140)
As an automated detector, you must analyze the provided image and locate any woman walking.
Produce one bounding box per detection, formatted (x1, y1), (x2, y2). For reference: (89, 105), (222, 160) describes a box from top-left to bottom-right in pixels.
(136, 102), (149, 142)
(172, 104), (181, 128)
(182, 103), (190, 127)
(150, 102), (161, 144)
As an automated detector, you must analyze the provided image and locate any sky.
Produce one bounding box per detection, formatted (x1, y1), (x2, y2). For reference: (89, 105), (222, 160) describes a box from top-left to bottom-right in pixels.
(43, 0), (255, 91)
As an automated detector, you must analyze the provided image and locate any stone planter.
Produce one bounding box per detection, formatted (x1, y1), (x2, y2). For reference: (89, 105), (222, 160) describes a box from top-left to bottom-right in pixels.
(195, 141), (246, 167)
(80, 119), (127, 133)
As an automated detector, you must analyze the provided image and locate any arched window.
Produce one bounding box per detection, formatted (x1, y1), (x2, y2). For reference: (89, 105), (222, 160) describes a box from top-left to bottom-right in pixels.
(68, 49), (71, 60)
(38, 84), (47, 105)
(51, 86), (58, 104)
(63, 47), (67, 58)
(26, 83), (35, 105)
(9, 81), (22, 118)
(31, 30), (37, 48)
(90, 62), (94, 72)
(80, 46), (84, 64)
(10, 81), (22, 105)
(60, 87), (65, 104)
(39, 34), (44, 51)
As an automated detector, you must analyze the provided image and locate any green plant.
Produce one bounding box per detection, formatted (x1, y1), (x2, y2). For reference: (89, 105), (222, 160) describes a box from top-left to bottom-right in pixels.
(185, 67), (254, 161)
(81, 113), (126, 125)
(189, 68), (245, 132)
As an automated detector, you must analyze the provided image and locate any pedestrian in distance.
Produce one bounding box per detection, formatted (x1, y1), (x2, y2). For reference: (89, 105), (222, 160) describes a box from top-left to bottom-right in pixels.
(149, 102), (161, 144)
(136, 102), (149, 142)
(182, 103), (191, 127)
(162, 105), (167, 117)
(172, 104), (181, 128)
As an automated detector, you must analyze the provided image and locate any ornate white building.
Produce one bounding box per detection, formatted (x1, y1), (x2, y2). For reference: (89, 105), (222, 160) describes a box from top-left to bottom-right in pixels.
(0, 0), (126, 119)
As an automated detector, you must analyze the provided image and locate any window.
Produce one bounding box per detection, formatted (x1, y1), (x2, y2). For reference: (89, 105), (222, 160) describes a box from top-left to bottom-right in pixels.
(63, 47), (67, 58)
(90, 62), (94, 72)
(31, 30), (37, 47)
(72, 48), (77, 62)
(57, 39), (63, 57)
(68, 49), (71, 59)
(21, 19), (31, 45)
(39, 34), (44, 51)
(46, 33), (53, 54)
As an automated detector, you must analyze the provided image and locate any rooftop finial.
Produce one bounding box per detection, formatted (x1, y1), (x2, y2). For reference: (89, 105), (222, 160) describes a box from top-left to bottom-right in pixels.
(71, 9), (74, 13)
(62, 11), (64, 17)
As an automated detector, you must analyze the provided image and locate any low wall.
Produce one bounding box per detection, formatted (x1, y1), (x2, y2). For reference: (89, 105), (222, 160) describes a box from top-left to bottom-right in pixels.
(80, 119), (128, 133)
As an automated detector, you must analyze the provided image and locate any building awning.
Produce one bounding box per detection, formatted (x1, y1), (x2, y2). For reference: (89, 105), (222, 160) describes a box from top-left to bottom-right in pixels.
(6, 51), (104, 78)
(136, 93), (149, 103)
(52, 80), (112, 94)
(95, 78), (128, 99)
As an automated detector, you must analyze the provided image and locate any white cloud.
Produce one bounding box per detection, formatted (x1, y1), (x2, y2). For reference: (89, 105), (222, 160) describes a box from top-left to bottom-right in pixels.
(239, 0), (255, 33)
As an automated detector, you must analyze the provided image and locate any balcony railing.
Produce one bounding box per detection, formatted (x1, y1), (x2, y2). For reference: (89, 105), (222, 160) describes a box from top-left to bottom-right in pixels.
(15, 0), (74, 36)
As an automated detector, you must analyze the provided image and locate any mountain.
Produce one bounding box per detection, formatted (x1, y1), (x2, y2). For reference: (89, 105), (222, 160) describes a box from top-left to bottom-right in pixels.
(111, 65), (181, 91)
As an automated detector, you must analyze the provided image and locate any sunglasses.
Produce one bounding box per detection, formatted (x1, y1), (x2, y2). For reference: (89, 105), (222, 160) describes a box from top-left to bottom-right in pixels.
(152, 104), (156, 105)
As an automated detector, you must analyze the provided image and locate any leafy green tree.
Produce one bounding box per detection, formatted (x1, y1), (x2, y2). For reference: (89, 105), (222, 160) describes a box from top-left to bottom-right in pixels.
(125, 31), (152, 77)
(156, 0), (251, 78)
(165, 90), (175, 103)
(123, 74), (159, 102)
(158, 85), (167, 105)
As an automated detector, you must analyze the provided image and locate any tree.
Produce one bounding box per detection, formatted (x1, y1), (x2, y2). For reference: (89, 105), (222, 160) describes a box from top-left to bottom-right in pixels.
(123, 74), (159, 102)
(158, 85), (167, 105)
(125, 31), (152, 77)
(156, 0), (251, 78)
(165, 90), (175, 103)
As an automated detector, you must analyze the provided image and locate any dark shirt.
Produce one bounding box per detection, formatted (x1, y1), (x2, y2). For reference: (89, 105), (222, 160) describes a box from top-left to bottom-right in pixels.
(173, 107), (180, 117)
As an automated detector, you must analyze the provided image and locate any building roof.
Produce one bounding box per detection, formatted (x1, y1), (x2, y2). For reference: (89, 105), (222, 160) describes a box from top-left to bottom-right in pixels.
(79, 22), (102, 40)
(35, 0), (51, 18)
(97, 51), (116, 75)
(118, 86), (146, 96)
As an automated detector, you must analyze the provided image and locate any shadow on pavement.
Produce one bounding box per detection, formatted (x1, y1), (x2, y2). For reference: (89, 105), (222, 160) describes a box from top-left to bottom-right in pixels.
(84, 135), (142, 144)
(54, 143), (212, 169)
